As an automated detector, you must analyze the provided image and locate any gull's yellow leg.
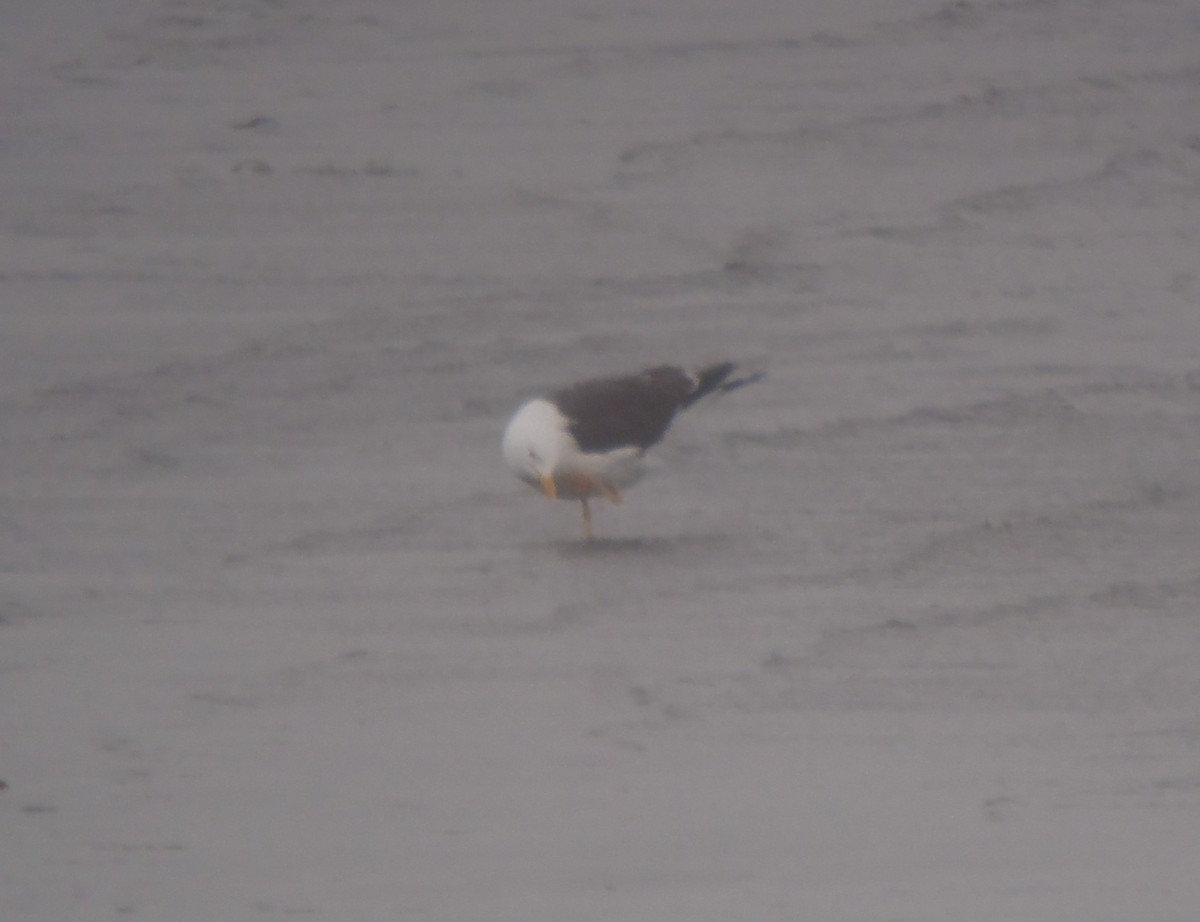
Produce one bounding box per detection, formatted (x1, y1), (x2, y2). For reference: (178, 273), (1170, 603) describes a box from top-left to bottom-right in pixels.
(598, 482), (622, 504)
(580, 499), (593, 541)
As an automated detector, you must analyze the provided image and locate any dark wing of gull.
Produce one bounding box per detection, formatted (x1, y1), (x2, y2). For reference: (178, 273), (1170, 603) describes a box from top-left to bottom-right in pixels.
(551, 362), (759, 454)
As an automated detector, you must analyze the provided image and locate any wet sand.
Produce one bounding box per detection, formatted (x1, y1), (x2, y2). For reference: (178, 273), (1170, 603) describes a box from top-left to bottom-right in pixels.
(3, 1), (1200, 919)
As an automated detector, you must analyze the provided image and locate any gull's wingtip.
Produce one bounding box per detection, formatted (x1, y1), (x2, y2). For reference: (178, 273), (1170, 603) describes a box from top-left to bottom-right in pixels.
(689, 361), (765, 403)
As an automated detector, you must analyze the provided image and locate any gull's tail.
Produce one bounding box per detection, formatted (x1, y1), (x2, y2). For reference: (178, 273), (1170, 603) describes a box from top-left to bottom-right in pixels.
(685, 362), (765, 407)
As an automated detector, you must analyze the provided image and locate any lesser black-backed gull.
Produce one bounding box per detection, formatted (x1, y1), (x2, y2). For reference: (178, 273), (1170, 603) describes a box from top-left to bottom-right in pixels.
(502, 362), (762, 539)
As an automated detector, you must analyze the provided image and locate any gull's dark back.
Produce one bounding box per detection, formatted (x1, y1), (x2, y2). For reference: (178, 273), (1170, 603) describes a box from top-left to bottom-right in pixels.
(552, 363), (761, 454)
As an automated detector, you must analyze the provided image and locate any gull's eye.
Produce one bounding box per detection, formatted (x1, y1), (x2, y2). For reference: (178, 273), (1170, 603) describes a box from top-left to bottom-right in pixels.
(528, 448), (542, 464)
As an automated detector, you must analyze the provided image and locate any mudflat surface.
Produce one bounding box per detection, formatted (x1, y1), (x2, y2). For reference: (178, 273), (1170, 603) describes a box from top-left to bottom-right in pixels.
(3, 1), (1200, 919)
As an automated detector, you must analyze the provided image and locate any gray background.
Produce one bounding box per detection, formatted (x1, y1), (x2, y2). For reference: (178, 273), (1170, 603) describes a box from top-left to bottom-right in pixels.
(3, 1), (1200, 919)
